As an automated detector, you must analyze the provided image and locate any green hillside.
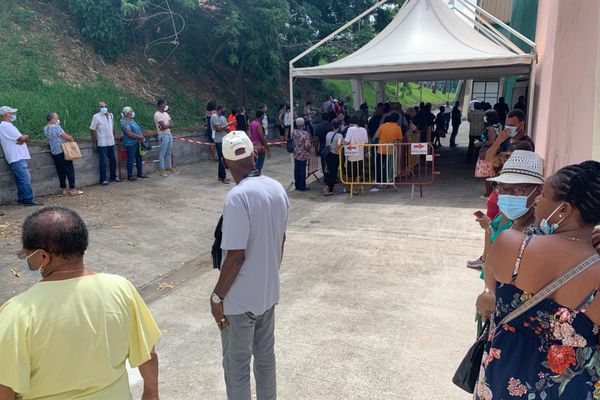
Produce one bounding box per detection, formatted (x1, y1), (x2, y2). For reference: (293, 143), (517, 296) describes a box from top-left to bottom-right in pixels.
(322, 80), (455, 108)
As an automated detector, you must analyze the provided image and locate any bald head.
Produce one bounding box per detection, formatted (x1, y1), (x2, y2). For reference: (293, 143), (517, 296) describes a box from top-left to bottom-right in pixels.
(22, 207), (88, 257)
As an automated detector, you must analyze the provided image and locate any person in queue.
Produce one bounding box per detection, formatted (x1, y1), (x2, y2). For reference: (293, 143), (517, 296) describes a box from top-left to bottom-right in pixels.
(0, 207), (160, 400)
(344, 115), (369, 195)
(154, 98), (179, 176)
(474, 109), (503, 197)
(474, 160), (600, 399)
(323, 119), (343, 196)
(120, 106), (148, 181)
(249, 109), (271, 172)
(374, 112), (403, 185)
(211, 104), (234, 184)
(44, 112), (83, 196)
(0, 106), (42, 206)
(210, 131), (288, 400)
(467, 141), (534, 271)
(90, 101), (121, 185)
(292, 117), (312, 191)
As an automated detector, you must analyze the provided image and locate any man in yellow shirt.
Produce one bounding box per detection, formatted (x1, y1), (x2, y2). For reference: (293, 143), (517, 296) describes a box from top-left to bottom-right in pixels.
(374, 112), (403, 184)
(0, 207), (161, 400)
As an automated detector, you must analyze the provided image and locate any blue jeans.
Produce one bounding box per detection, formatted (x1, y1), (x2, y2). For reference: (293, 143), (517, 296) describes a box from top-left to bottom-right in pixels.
(215, 142), (226, 180)
(256, 152), (266, 172)
(125, 144), (143, 178)
(98, 145), (117, 183)
(158, 133), (173, 170)
(9, 159), (34, 203)
(294, 159), (307, 190)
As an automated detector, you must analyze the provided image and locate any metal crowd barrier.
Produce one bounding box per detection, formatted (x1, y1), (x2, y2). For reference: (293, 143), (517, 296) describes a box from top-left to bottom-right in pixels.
(337, 141), (437, 198)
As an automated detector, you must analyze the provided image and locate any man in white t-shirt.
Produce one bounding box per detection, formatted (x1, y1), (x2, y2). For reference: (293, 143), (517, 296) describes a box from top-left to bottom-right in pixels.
(344, 116), (369, 193)
(89, 101), (121, 185)
(210, 105), (234, 184)
(0, 106), (42, 205)
(210, 130), (288, 400)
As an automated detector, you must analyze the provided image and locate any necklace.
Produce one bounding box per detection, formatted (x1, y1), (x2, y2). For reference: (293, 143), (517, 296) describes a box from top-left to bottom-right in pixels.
(560, 233), (581, 242)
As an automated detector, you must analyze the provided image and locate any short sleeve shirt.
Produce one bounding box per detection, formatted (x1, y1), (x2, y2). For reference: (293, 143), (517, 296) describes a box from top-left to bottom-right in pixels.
(120, 118), (143, 147)
(44, 124), (66, 155)
(0, 121), (30, 164)
(377, 122), (403, 154)
(292, 129), (312, 161)
(211, 114), (228, 143)
(325, 131), (343, 154)
(221, 176), (289, 316)
(89, 113), (115, 147)
(345, 126), (369, 162)
(0, 273), (160, 399)
(153, 111), (172, 135)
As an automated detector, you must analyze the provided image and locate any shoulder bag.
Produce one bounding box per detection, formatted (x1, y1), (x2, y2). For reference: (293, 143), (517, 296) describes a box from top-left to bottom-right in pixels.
(452, 253), (600, 393)
(61, 141), (82, 160)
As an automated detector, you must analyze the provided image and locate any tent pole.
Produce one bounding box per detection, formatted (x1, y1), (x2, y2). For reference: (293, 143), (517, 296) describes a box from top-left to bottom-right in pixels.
(527, 59), (536, 137)
(290, 0), (390, 66)
(289, 60), (295, 190)
(453, 0), (535, 49)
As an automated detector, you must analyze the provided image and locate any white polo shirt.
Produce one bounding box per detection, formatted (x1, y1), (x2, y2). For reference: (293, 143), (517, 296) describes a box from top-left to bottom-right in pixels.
(89, 112), (115, 147)
(0, 121), (30, 164)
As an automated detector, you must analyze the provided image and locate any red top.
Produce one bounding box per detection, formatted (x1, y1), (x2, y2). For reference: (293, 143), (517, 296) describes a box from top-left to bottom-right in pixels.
(486, 190), (500, 219)
(227, 114), (237, 132)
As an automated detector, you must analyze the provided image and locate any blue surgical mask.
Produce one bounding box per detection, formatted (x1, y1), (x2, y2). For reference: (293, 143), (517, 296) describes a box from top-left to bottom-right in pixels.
(540, 203), (566, 235)
(10, 115), (17, 122)
(100, 107), (108, 114)
(506, 125), (518, 138)
(24, 249), (43, 280)
(497, 189), (537, 220)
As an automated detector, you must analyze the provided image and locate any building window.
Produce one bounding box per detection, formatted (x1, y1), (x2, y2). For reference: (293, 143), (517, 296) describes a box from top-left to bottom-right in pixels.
(473, 81), (499, 105)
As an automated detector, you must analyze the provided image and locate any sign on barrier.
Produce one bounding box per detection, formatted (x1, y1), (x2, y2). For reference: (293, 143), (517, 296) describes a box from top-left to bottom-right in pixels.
(411, 143), (428, 155)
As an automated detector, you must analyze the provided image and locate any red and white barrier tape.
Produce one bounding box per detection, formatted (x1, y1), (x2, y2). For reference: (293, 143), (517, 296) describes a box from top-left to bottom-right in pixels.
(173, 135), (286, 146)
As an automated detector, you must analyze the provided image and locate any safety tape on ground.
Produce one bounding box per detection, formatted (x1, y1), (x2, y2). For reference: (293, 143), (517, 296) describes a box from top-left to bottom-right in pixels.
(173, 135), (286, 146)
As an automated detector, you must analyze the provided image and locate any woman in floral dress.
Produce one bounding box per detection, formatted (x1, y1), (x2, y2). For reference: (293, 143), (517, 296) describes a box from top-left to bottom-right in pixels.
(475, 160), (600, 399)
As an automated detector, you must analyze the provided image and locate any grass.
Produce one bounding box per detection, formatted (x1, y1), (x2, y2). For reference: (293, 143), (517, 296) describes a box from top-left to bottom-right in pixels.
(321, 80), (455, 108)
(0, 0), (203, 141)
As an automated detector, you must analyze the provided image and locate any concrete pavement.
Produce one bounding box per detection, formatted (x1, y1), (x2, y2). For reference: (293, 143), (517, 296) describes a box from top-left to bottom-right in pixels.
(1, 128), (484, 399)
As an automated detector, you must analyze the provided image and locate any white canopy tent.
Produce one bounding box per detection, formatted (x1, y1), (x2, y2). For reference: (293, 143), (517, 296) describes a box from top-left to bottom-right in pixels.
(289, 0), (536, 128)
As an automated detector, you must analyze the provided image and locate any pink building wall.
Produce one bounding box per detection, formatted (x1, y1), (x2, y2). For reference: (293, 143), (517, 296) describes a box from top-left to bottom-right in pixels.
(532, 0), (600, 174)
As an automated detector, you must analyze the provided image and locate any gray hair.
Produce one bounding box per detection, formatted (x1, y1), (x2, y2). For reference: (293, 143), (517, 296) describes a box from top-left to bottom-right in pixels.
(122, 106), (133, 116)
(296, 117), (305, 127)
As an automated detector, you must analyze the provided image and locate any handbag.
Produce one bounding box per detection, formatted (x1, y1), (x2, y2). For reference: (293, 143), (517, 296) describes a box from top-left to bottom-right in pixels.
(61, 141), (82, 160)
(452, 252), (600, 393)
(320, 132), (337, 158)
(211, 215), (224, 270)
(286, 137), (294, 153)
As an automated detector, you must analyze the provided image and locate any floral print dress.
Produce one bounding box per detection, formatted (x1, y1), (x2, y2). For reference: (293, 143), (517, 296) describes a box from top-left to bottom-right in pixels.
(476, 237), (600, 400)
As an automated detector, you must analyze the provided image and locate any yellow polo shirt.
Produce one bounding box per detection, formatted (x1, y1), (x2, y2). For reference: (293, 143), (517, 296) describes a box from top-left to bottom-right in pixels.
(0, 273), (160, 400)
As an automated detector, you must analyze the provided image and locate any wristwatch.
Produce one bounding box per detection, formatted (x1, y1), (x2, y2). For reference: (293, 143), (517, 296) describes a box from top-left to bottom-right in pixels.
(211, 292), (223, 304)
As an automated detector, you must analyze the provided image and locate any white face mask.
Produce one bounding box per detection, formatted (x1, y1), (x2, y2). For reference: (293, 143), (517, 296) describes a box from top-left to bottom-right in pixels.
(56, 120), (61, 125)
(506, 125), (518, 138)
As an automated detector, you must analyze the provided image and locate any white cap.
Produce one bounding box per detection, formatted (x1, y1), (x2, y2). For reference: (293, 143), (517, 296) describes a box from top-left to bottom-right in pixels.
(222, 131), (254, 161)
(0, 106), (18, 115)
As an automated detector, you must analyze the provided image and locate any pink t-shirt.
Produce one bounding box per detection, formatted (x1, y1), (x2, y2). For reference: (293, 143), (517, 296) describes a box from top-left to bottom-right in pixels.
(154, 111), (171, 134)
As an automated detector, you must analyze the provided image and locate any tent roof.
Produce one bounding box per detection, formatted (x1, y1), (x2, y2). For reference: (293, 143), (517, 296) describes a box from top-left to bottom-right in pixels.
(291, 0), (533, 81)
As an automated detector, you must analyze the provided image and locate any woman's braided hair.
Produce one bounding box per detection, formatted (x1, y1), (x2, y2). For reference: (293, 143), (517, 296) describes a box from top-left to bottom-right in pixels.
(551, 161), (600, 225)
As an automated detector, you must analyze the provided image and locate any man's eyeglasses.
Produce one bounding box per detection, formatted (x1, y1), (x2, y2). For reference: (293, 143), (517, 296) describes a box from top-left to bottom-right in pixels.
(495, 185), (537, 196)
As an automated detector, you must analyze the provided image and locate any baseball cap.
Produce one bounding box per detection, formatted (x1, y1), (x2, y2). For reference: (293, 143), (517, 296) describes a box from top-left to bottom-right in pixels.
(222, 131), (254, 161)
(0, 106), (18, 115)
(487, 150), (544, 185)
